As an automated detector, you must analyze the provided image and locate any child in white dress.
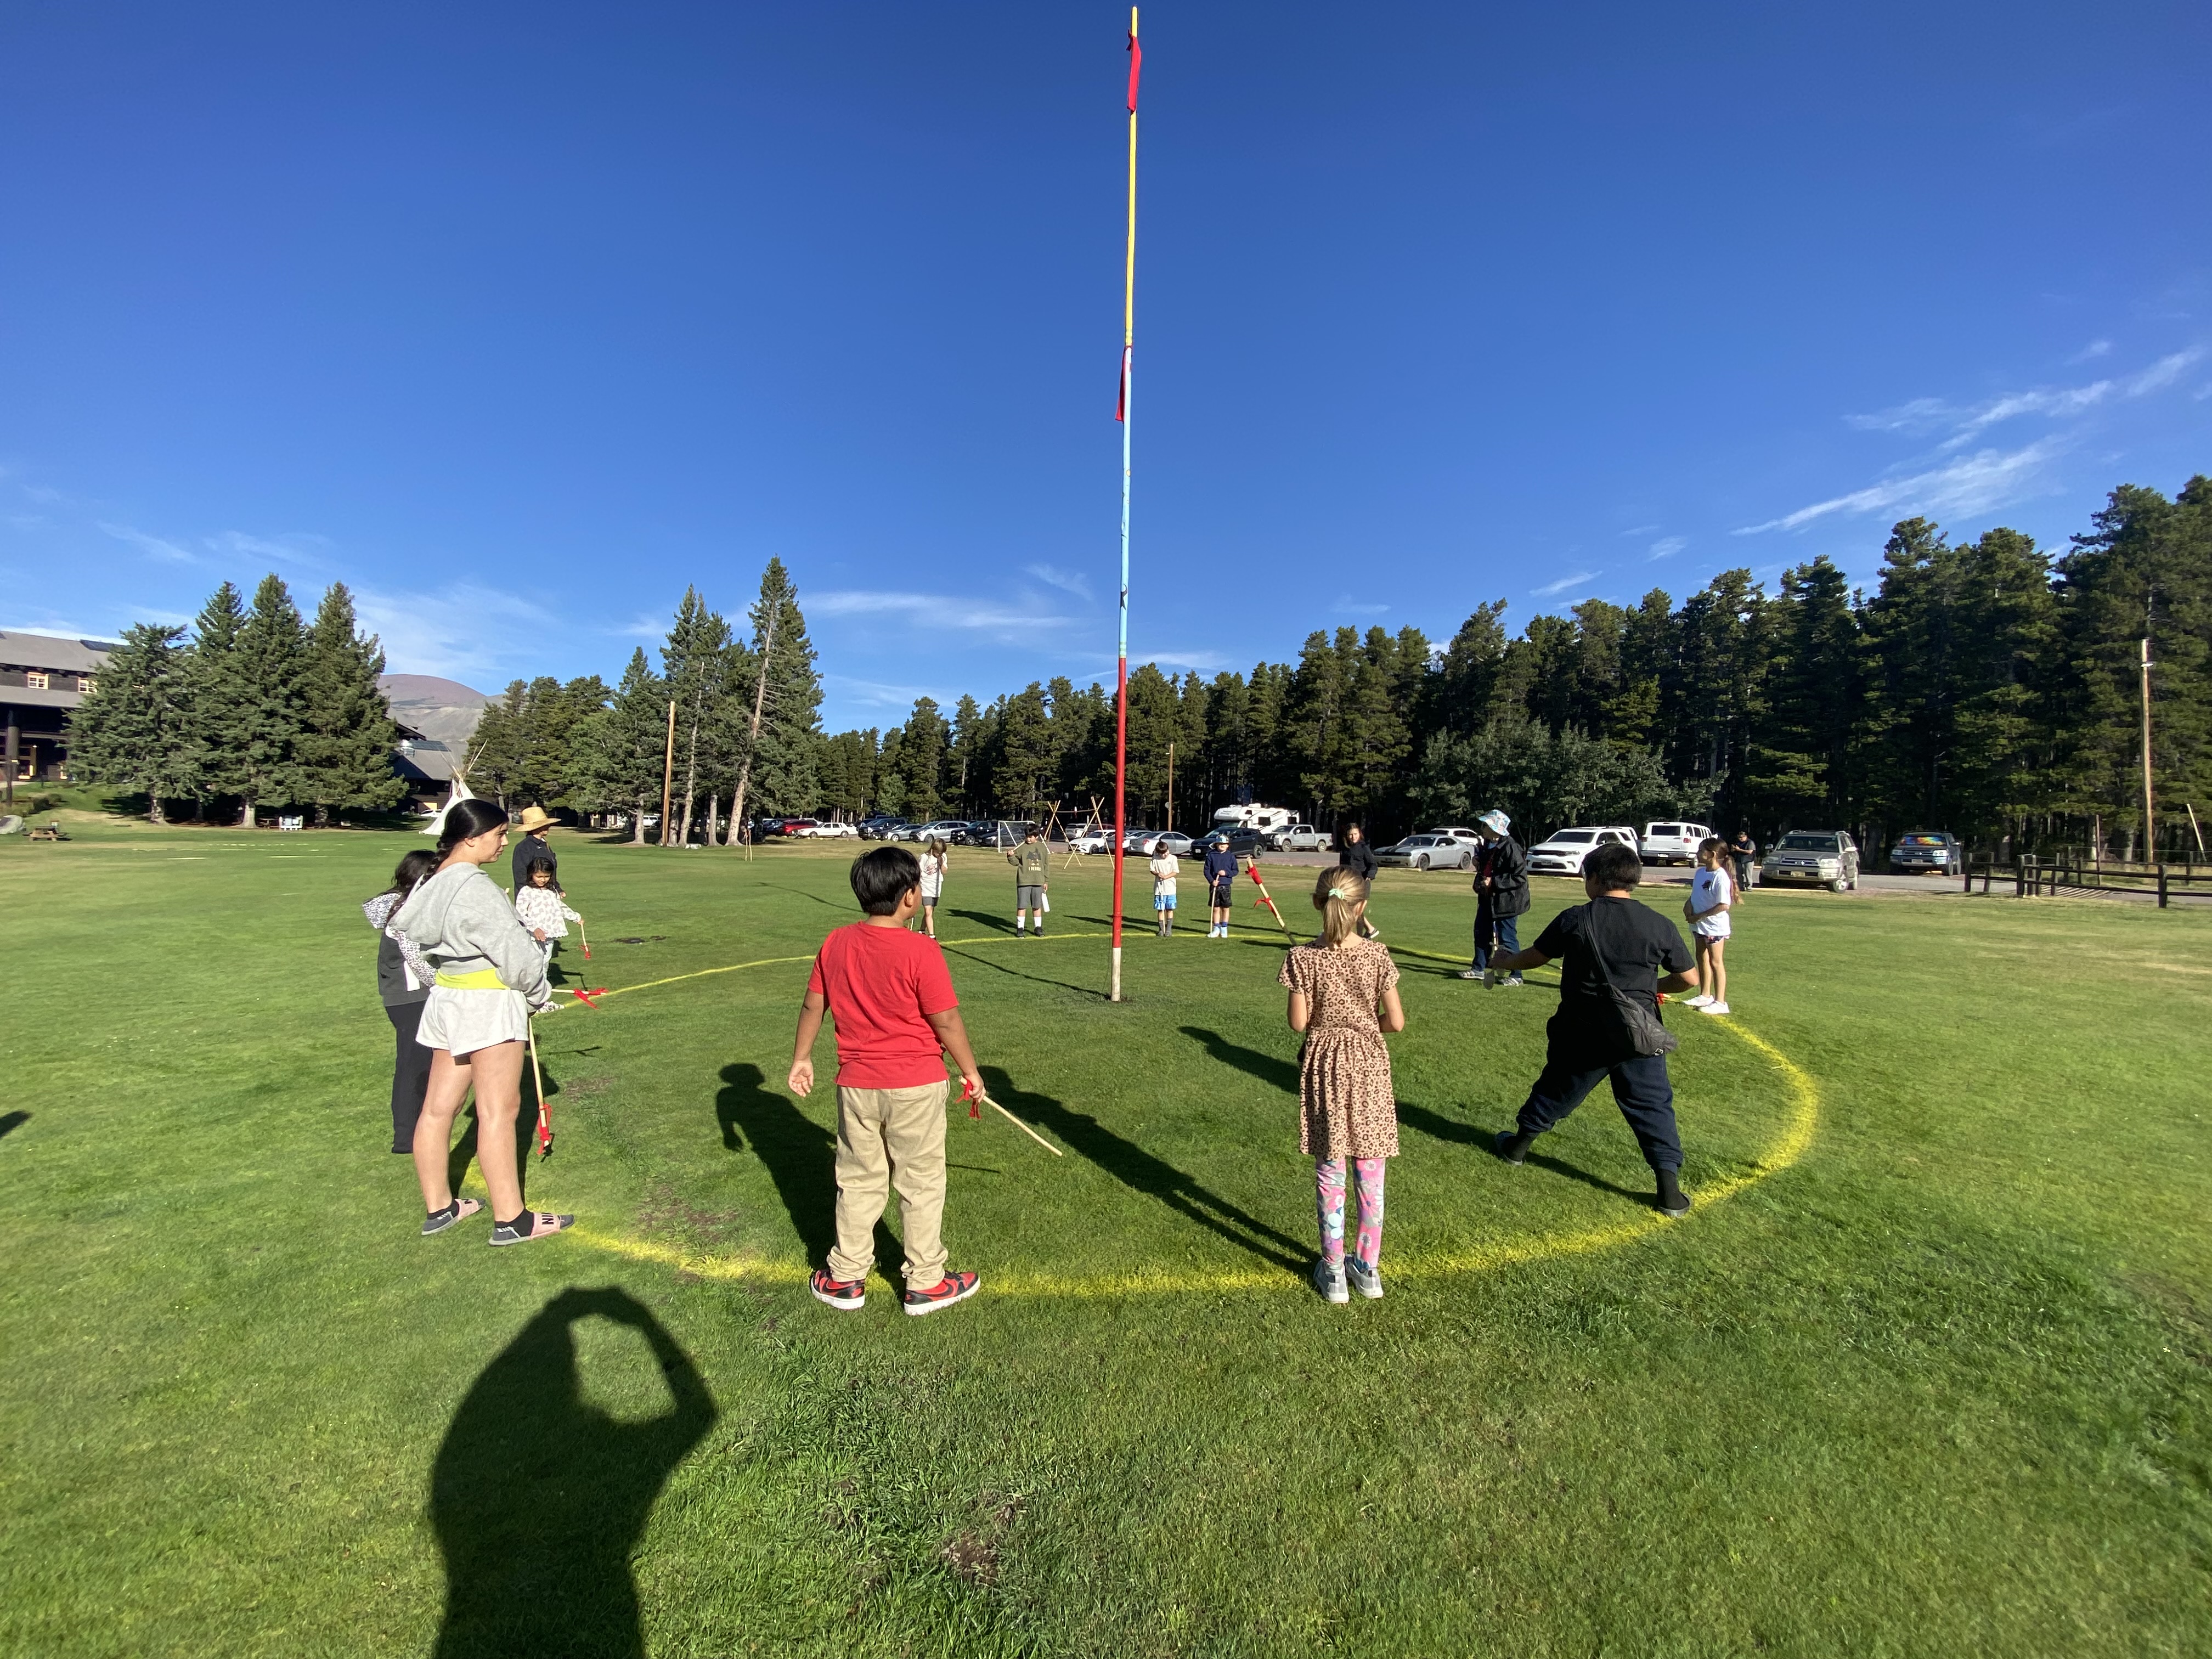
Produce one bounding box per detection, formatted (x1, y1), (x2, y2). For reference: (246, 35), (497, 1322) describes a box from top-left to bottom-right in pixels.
(916, 839), (948, 938)
(1683, 838), (1734, 1014)
(513, 859), (583, 960)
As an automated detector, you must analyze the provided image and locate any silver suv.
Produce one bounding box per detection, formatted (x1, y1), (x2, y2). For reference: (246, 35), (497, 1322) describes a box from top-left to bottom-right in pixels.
(1762, 830), (1860, 892)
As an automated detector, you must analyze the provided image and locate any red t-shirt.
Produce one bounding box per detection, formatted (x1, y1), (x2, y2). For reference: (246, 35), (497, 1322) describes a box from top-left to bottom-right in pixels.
(805, 923), (960, 1088)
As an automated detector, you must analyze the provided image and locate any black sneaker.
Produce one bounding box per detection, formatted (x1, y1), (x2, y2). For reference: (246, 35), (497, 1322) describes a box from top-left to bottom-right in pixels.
(1493, 1130), (1533, 1165)
(489, 1211), (574, 1246)
(1655, 1171), (1691, 1218)
(903, 1269), (981, 1316)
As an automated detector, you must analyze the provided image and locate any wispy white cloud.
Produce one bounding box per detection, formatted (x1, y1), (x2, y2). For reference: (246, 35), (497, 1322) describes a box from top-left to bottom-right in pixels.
(204, 529), (334, 569)
(1735, 437), (2068, 534)
(1620, 524), (1660, 537)
(1647, 536), (1687, 560)
(129, 606), (194, 628)
(1846, 348), (2204, 450)
(2068, 338), (2112, 364)
(1531, 569), (1599, 596)
(1333, 595), (1390, 616)
(821, 673), (950, 711)
(353, 582), (560, 685)
(811, 590), (1074, 633)
(1024, 563), (1093, 602)
(608, 612), (667, 640)
(1143, 648), (1237, 674)
(98, 521), (196, 563)
(0, 616), (97, 639)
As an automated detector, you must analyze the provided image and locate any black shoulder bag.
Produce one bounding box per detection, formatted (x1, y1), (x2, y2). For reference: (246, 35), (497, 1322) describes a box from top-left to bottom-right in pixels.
(1585, 902), (1677, 1058)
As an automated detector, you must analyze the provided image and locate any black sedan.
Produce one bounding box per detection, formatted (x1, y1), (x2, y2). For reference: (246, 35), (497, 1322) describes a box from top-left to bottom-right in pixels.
(1190, 826), (1263, 859)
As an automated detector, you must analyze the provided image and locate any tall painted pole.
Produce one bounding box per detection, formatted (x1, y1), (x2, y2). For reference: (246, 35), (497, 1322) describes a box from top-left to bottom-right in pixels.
(1110, 7), (1139, 1002)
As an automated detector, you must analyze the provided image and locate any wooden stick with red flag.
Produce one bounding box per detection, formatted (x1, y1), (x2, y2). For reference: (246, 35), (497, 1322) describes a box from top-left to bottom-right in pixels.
(1246, 858), (1296, 940)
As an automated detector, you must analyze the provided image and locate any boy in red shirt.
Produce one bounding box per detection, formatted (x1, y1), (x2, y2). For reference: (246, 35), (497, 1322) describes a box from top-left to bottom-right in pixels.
(789, 846), (986, 1316)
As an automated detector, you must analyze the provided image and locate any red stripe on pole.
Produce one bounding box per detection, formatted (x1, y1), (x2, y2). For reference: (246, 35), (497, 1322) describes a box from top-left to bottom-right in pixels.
(1115, 345), (1130, 421)
(1111, 655), (1128, 955)
(1127, 32), (1141, 112)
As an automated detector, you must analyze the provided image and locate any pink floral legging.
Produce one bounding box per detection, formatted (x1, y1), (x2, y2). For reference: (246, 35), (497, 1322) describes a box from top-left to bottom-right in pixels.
(1315, 1158), (1386, 1269)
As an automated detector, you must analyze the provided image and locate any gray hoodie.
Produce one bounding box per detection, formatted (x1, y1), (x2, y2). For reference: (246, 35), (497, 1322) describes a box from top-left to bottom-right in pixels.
(393, 863), (552, 1011)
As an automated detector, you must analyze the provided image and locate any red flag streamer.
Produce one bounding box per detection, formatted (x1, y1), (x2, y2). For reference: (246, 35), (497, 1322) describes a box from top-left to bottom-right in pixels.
(1245, 859), (1295, 939)
(1126, 24), (1141, 111)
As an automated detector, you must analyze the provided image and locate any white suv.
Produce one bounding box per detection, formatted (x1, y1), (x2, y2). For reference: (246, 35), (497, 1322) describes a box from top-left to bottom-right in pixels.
(1527, 826), (1640, 876)
(1640, 821), (1713, 866)
(1266, 823), (1328, 851)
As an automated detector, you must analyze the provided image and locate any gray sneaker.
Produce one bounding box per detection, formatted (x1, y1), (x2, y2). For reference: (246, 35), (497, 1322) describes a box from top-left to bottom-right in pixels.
(1345, 1257), (1384, 1300)
(1311, 1259), (1349, 1305)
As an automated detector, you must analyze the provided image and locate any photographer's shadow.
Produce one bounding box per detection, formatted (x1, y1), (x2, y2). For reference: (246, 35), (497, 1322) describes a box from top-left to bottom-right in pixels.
(431, 1286), (715, 1659)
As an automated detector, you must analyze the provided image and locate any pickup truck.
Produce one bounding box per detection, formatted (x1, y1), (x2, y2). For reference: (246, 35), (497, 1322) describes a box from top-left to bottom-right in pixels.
(1265, 823), (1328, 851)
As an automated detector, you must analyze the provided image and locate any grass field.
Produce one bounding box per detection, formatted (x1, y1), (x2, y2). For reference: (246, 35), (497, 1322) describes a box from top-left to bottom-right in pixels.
(4, 806), (2210, 1657)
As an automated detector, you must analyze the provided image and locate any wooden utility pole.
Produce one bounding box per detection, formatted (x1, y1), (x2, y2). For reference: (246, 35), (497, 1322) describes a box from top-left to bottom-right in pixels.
(1165, 740), (1175, 832)
(659, 698), (677, 847)
(2140, 636), (2156, 865)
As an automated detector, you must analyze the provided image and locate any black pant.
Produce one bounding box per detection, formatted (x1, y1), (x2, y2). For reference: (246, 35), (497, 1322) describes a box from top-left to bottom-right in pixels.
(385, 999), (433, 1154)
(1515, 1048), (1681, 1172)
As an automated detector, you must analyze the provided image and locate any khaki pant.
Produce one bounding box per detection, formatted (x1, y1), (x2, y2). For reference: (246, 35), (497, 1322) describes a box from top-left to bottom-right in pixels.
(828, 1081), (949, 1287)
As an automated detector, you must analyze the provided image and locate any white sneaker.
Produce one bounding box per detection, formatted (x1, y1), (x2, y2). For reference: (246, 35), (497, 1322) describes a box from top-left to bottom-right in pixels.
(1683, 994), (1714, 1007)
(1698, 1001), (1730, 1015)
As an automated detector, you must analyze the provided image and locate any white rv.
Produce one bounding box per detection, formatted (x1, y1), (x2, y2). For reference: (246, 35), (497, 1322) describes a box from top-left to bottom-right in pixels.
(1212, 804), (1297, 836)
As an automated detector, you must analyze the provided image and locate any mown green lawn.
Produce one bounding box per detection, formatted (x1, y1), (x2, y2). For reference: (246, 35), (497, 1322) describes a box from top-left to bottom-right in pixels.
(3, 812), (2208, 1657)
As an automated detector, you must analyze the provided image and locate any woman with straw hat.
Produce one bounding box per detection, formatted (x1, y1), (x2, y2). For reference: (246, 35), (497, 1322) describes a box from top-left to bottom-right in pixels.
(509, 805), (558, 895)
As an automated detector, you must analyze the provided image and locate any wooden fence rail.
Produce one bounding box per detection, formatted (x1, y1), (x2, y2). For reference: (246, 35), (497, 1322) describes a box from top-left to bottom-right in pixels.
(1966, 857), (2212, 907)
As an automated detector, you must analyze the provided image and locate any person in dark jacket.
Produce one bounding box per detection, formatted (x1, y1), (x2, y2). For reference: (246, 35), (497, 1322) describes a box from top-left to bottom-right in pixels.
(1463, 809), (1531, 985)
(509, 805), (558, 895)
(362, 850), (441, 1153)
(1337, 825), (1381, 938)
(1337, 825), (1378, 883)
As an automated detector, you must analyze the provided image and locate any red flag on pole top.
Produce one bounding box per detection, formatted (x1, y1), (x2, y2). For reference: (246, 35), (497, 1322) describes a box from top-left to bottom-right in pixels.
(1127, 29), (1141, 112)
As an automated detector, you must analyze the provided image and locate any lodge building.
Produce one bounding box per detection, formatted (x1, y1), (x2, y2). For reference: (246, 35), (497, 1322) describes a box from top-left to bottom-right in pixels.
(1, 631), (115, 789)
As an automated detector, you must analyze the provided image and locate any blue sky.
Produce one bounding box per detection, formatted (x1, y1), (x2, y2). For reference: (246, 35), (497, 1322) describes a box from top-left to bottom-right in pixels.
(3, 2), (2208, 726)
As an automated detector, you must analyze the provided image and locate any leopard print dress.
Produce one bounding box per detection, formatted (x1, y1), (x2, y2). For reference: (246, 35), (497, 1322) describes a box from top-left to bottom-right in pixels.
(1277, 938), (1400, 1159)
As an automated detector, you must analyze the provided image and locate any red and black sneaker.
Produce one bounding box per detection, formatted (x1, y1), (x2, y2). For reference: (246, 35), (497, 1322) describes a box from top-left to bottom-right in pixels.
(810, 1267), (866, 1311)
(902, 1269), (982, 1317)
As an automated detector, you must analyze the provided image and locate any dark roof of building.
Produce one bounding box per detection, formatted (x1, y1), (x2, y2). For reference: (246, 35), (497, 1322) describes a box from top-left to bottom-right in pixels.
(0, 631), (117, 675)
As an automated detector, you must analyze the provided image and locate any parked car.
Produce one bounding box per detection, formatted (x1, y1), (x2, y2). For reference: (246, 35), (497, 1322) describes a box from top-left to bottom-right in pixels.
(1126, 828), (1195, 857)
(1763, 830), (1860, 891)
(760, 817), (816, 838)
(857, 816), (906, 839)
(797, 820), (859, 839)
(1888, 830), (1961, 874)
(1068, 826), (1115, 855)
(1190, 826), (1263, 859)
(1264, 822), (1329, 852)
(1376, 832), (1475, 871)
(904, 819), (969, 845)
(1639, 821), (1714, 866)
(1423, 826), (1481, 843)
(1526, 826), (1641, 876)
(962, 820), (1040, 848)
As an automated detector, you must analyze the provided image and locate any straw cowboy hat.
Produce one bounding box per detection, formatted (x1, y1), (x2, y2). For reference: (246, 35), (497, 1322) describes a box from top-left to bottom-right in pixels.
(514, 805), (557, 833)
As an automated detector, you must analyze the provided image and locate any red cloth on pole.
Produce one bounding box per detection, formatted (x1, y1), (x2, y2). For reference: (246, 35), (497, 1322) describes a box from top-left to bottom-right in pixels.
(1127, 32), (1141, 112)
(1116, 345), (1130, 422)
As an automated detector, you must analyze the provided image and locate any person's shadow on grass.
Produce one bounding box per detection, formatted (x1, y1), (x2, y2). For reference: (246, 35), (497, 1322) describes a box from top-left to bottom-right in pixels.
(1179, 1026), (1298, 1094)
(946, 908), (1015, 934)
(431, 1286), (715, 1659)
(978, 1065), (1310, 1274)
(714, 1063), (901, 1278)
(0, 1110), (27, 1142)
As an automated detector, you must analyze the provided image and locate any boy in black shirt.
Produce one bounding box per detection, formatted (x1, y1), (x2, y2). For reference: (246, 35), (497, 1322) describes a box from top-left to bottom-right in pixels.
(1487, 843), (1702, 1216)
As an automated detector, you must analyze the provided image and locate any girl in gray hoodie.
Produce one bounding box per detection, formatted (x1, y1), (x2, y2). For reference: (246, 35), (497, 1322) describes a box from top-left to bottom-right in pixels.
(395, 799), (571, 1246)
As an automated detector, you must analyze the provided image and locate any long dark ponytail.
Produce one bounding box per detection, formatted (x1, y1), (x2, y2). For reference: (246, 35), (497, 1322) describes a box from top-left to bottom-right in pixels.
(437, 798), (510, 856)
(381, 848), (439, 900)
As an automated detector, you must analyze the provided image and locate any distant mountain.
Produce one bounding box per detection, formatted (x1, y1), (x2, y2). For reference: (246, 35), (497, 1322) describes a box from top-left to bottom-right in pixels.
(378, 674), (493, 752)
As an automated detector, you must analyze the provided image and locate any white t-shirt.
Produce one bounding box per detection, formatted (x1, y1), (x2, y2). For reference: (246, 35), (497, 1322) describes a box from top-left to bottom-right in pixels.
(918, 851), (946, 898)
(1149, 853), (1179, 894)
(1690, 866), (1733, 938)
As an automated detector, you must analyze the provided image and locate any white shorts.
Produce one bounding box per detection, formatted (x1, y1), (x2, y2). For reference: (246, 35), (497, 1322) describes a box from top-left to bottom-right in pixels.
(1693, 918), (1732, 941)
(416, 985), (530, 1056)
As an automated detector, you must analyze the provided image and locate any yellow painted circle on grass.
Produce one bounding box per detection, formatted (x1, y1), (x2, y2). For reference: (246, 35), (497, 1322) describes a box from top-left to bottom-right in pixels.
(524, 932), (1821, 1297)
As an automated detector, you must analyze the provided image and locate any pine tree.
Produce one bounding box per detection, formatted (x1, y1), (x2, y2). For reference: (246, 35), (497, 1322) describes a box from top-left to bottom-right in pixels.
(169, 583), (256, 819)
(947, 695), (984, 815)
(222, 574), (309, 826)
(1748, 556), (1865, 830)
(576, 649), (668, 843)
(896, 697), (947, 822)
(66, 623), (194, 821)
(661, 588), (733, 844)
(727, 559), (823, 835)
(296, 583), (403, 824)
